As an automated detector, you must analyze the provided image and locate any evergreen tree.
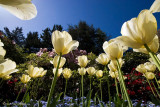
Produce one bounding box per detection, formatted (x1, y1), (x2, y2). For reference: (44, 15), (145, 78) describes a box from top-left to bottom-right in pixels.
(68, 21), (110, 54)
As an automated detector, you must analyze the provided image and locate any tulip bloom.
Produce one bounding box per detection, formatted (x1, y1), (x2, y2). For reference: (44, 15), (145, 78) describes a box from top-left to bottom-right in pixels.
(50, 55), (66, 68)
(116, 10), (157, 49)
(96, 70), (103, 78)
(0, 59), (18, 78)
(0, 0), (37, 20)
(109, 71), (118, 78)
(136, 64), (147, 73)
(96, 53), (109, 65)
(78, 68), (86, 76)
(144, 62), (156, 72)
(53, 68), (63, 77)
(26, 65), (45, 78)
(39, 69), (47, 77)
(145, 72), (155, 80)
(78, 55), (89, 68)
(52, 31), (79, 55)
(63, 68), (72, 79)
(20, 74), (31, 84)
(103, 41), (123, 60)
(108, 58), (124, 72)
(87, 67), (96, 76)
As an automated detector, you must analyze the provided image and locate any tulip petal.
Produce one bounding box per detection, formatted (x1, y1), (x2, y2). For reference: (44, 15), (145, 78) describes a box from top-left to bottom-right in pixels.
(62, 31), (72, 45)
(0, 47), (6, 57)
(1, 60), (16, 73)
(116, 36), (143, 49)
(150, 0), (160, 13)
(121, 18), (143, 44)
(137, 10), (157, 44)
(0, 0), (37, 20)
(62, 40), (79, 55)
(102, 41), (109, 51)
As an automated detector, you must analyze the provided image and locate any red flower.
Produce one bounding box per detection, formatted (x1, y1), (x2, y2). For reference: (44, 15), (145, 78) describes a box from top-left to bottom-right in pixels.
(130, 91), (135, 95)
(146, 86), (151, 91)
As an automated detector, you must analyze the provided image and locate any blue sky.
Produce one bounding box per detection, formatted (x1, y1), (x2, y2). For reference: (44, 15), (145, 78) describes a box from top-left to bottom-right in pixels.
(0, 0), (159, 38)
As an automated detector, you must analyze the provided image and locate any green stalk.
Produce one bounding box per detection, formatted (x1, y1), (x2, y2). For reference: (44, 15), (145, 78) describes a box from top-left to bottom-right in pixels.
(151, 80), (160, 98)
(144, 44), (160, 71)
(100, 79), (102, 101)
(16, 84), (23, 101)
(146, 78), (157, 98)
(81, 75), (84, 106)
(155, 77), (160, 89)
(114, 73), (119, 97)
(47, 53), (62, 107)
(64, 79), (68, 99)
(106, 70), (111, 107)
(153, 54), (160, 65)
(116, 59), (132, 107)
(90, 76), (92, 90)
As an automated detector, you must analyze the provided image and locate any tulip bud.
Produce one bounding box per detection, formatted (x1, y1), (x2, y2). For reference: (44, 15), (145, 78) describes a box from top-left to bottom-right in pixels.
(144, 62), (156, 72)
(63, 68), (72, 79)
(96, 70), (103, 78)
(20, 74), (31, 84)
(103, 41), (123, 60)
(136, 64), (147, 73)
(52, 31), (79, 55)
(78, 55), (89, 68)
(87, 67), (96, 76)
(0, 59), (18, 78)
(109, 71), (118, 78)
(51, 56), (66, 68)
(96, 53), (109, 65)
(53, 68), (63, 77)
(145, 72), (155, 80)
(78, 68), (86, 76)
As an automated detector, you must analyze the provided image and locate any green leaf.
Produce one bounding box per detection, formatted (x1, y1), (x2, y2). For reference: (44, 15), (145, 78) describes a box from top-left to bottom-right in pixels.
(23, 92), (30, 103)
(50, 92), (63, 107)
(85, 90), (92, 107)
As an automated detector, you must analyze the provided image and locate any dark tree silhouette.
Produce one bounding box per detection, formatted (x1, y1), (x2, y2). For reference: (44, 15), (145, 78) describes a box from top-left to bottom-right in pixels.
(25, 32), (41, 52)
(68, 21), (110, 54)
(1, 27), (25, 47)
(40, 25), (63, 49)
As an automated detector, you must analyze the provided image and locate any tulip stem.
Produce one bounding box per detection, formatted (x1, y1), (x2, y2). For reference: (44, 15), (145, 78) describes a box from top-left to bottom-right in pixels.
(81, 75), (84, 106)
(100, 79), (102, 101)
(90, 76), (92, 90)
(16, 84), (23, 101)
(105, 70), (111, 107)
(155, 77), (160, 89)
(116, 59), (132, 107)
(146, 78), (157, 98)
(154, 54), (160, 65)
(144, 44), (160, 72)
(64, 79), (68, 101)
(151, 80), (160, 98)
(114, 73), (119, 97)
(47, 53), (62, 107)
